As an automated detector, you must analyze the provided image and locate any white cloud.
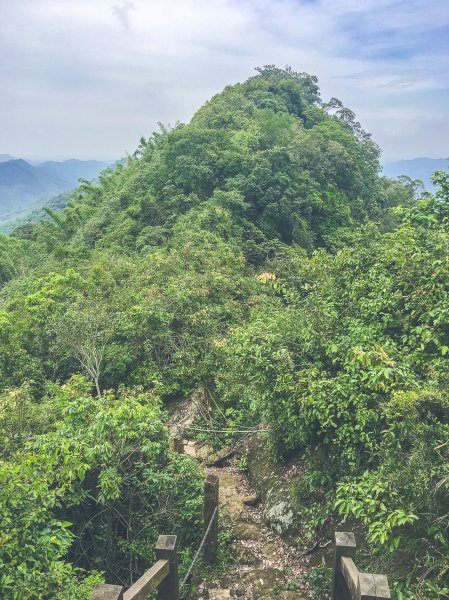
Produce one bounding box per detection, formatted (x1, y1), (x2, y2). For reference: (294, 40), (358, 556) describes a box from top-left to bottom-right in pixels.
(0, 0), (447, 161)
(112, 1), (135, 28)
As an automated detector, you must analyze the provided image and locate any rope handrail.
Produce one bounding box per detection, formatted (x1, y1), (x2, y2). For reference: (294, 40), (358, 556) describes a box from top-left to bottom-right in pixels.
(181, 425), (269, 433)
(180, 505), (218, 589)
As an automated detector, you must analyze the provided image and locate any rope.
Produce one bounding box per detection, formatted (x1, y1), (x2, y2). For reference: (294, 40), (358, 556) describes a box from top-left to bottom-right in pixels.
(181, 425), (269, 434)
(180, 505), (218, 590)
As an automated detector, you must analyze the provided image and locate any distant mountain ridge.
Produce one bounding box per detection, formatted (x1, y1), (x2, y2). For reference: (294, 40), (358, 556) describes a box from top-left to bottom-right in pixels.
(0, 154), (16, 163)
(383, 157), (449, 190)
(0, 157), (112, 222)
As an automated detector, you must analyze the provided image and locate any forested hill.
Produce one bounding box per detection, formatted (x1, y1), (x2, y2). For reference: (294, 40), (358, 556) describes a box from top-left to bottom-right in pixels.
(0, 158), (112, 221)
(1, 66), (449, 599)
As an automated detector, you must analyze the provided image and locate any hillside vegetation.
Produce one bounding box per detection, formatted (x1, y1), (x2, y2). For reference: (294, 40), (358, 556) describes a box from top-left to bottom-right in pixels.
(0, 66), (447, 599)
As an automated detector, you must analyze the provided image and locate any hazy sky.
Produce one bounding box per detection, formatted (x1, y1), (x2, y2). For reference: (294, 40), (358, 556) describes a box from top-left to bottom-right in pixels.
(1, 0), (448, 162)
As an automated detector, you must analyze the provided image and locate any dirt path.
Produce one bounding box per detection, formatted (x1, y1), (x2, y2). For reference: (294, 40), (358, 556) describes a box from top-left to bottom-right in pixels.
(184, 441), (310, 600)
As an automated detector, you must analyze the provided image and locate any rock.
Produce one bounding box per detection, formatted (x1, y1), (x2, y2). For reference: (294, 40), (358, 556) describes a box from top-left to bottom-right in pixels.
(233, 523), (261, 540)
(243, 435), (298, 536)
(263, 497), (294, 535)
(205, 447), (235, 467)
(238, 510), (257, 524)
(231, 584), (246, 597)
(209, 589), (231, 600)
(242, 493), (259, 506)
(259, 594), (306, 600)
(183, 440), (197, 457)
(182, 440), (216, 461)
(219, 475), (245, 521)
(196, 442), (215, 461)
(233, 541), (260, 566)
(262, 542), (278, 560)
(240, 568), (285, 598)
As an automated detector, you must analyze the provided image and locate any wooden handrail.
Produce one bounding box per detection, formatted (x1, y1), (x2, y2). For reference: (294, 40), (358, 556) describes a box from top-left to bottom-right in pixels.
(91, 538), (177, 600)
(332, 532), (391, 600)
(123, 559), (169, 600)
(341, 555), (358, 599)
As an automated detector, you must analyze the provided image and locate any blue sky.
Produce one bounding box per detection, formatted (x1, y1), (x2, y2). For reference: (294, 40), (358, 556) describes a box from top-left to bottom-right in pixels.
(0, 0), (448, 162)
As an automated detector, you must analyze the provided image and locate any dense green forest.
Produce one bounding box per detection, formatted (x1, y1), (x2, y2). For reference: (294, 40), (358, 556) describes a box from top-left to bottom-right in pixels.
(1, 66), (448, 599)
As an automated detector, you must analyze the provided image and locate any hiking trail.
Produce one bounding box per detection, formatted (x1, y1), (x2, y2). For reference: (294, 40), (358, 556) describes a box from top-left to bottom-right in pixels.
(183, 440), (310, 600)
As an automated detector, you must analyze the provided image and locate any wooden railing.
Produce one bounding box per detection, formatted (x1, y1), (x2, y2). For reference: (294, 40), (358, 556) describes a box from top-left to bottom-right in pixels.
(91, 470), (219, 600)
(92, 534), (180, 600)
(332, 532), (391, 600)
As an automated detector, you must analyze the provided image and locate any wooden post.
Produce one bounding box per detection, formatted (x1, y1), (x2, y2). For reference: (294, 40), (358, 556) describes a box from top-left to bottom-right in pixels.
(91, 584), (124, 600)
(358, 573), (391, 600)
(173, 436), (184, 454)
(203, 473), (219, 563)
(332, 532), (357, 600)
(155, 534), (179, 600)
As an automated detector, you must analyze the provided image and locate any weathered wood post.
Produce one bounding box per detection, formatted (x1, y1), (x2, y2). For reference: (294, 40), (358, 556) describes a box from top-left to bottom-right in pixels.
(91, 584), (124, 600)
(173, 436), (184, 454)
(358, 573), (391, 600)
(332, 531), (391, 600)
(155, 534), (179, 600)
(203, 473), (219, 563)
(332, 532), (356, 600)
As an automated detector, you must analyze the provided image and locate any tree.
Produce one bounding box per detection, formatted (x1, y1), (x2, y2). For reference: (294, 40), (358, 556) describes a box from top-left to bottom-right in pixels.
(53, 299), (115, 396)
(0, 377), (203, 597)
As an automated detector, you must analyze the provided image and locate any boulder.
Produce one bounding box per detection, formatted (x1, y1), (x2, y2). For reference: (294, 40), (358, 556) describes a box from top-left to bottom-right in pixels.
(243, 434), (298, 537)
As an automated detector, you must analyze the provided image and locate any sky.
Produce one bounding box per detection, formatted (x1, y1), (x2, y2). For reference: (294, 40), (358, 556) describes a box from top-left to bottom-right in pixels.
(0, 0), (448, 162)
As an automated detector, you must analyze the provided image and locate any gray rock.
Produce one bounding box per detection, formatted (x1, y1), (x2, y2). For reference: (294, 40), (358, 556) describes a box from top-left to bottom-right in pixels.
(243, 435), (297, 536)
